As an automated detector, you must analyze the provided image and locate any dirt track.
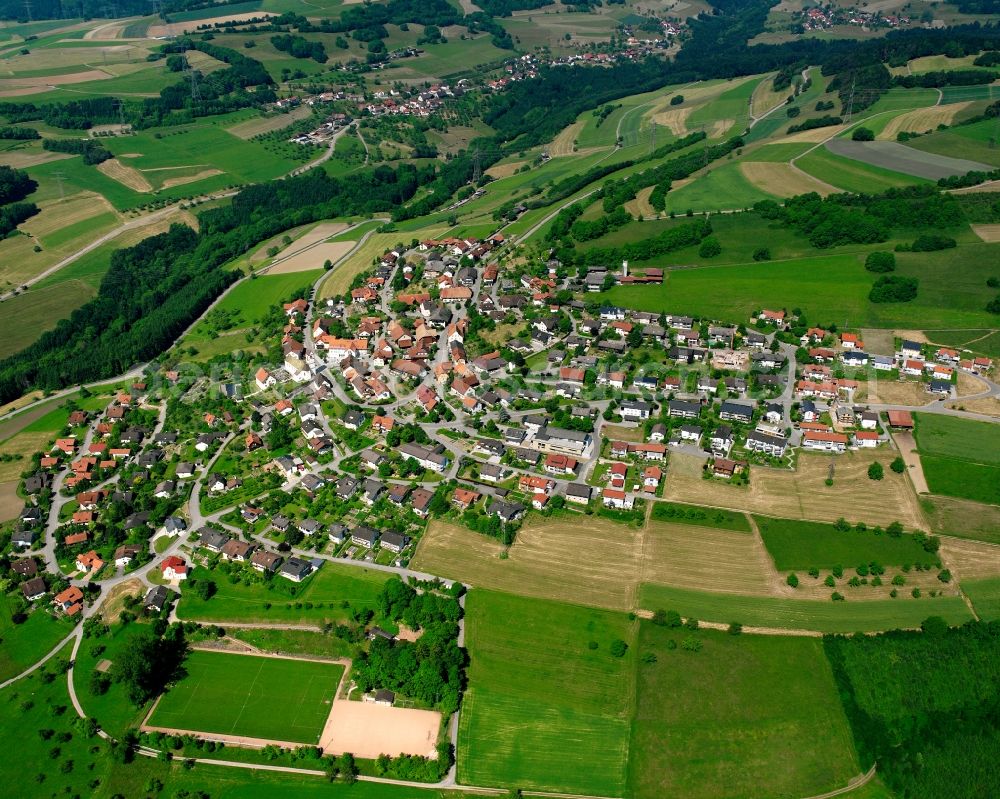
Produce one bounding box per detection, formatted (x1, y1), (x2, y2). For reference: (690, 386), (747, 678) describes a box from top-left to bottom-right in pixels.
(319, 700), (441, 759)
(891, 431), (929, 494)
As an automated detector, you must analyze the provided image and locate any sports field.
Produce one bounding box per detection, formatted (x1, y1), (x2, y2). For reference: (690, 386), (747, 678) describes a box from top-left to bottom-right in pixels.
(458, 590), (633, 795)
(146, 650), (343, 743)
(629, 624), (860, 799)
(638, 584), (973, 632)
(914, 414), (1000, 505)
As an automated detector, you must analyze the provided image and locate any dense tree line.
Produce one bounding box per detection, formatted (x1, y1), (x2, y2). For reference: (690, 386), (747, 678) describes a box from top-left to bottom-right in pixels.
(0, 0), (153, 19)
(571, 206), (633, 241)
(352, 579), (465, 713)
(786, 115), (843, 134)
(893, 68), (998, 88)
(824, 620), (1000, 798)
(42, 137), (112, 165)
(0, 126), (39, 140)
(754, 186), (965, 248)
(0, 164), (38, 237)
(570, 217), (712, 266)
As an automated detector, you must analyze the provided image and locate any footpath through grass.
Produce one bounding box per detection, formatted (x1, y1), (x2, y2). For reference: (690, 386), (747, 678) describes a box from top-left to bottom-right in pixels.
(629, 623), (860, 799)
(458, 589), (635, 796)
(148, 650), (343, 742)
(638, 584), (973, 632)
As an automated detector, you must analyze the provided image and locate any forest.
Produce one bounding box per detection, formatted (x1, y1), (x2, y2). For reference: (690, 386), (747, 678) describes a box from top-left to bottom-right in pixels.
(825, 619), (1000, 798)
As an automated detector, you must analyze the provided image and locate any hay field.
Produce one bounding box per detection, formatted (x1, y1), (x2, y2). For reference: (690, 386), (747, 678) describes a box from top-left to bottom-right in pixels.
(97, 157), (153, 192)
(651, 105), (692, 135)
(858, 379), (930, 405)
(485, 160), (525, 179)
(269, 241), (354, 274)
(412, 518), (644, 612)
(159, 168), (223, 189)
(550, 119), (584, 157)
(0, 191), (119, 288)
(948, 396), (1000, 417)
(624, 185), (656, 217)
(972, 224), (1000, 242)
(740, 161), (838, 197)
(0, 480), (19, 522)
(227, 105), (312, 140)
(750, 72), (791, 118)
(940, 537), (1000, 581)
(146, 13), (277, 37)
(878, 102), (973, 140)
(708, 117), (736, 138)
(641, 520), (776, 596)
(0, 148), (72, 168)
(663, 451), (926, 529)
(777, 124), (849, 143)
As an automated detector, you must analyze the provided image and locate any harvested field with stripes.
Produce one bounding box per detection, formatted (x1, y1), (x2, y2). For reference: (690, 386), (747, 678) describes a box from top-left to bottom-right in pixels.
(740, 161), (838, 197)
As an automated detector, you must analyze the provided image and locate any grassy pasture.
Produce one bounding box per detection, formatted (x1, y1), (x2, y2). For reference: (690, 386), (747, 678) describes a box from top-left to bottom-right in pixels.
(148, 650), (342, 743)
(906, 118), (1000, 168)
(629, 624), (860, 799)
(663, 161), (776, 212)
(176, 564), (387, 623)
(755, 516), (939, 570)
(923, 494), (1000, 544)
(0, 280), (94, 359)
(458, 590), (633, 795)
(638, 583), (974, 632)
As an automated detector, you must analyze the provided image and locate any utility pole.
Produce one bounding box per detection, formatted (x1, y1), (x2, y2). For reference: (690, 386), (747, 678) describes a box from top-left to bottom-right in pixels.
(845, 75), (857, 122)
(471, 148), (481, 185)
(54, 171), (65, 201)
(23, 0), (32, 23)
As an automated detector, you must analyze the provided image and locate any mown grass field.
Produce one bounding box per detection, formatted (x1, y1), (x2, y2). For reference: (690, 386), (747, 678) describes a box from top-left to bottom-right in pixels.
(458, 590), (634, 795)
(796, 146), (929, 194)
(756, 515), (939, 570)
(962, 577), (1000, 621)
(148, 650), (342, 742)
(629, 624), (860, 799)
(176, 564), (387, 623)
(915, 414), (1000, 505)
(663, 161), (776, 213)
(0, 595), (72, 683)
(638, 584), (973, 632)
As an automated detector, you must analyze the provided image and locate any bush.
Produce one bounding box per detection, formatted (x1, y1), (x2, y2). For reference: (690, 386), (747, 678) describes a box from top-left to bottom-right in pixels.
(787, 573), (799, 588)
(698, 237), (721, 258)
(670, 94), (684, 106)
(852, 127), (875, 141)
(868, 462), (884, 480)
(865, 251), (895, 273)
(609, 639), (628, 657)
(890, 456), (905, 474)
(728, 622), (742, 635)
(870, 275), (918, 304)
(752, 246), (771, 261)
(908, 233), (957, 252)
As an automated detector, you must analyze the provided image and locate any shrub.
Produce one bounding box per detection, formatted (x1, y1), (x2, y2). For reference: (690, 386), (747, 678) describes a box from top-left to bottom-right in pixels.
(865, 251), (895, 273)
(670, 94), (684, 106)
(609, 639), (628, 657)
(728, 622), (742, 635)
(787, 573), (799, 588)
(752, 246), (771, 261)
(868, 462), (884, 480)
(698, 237), (721, 258)
(852, 127), (875, 141)
(908, 233), (957, 252)
(869, 275), (918, 303)
(890, 457), (905, 473)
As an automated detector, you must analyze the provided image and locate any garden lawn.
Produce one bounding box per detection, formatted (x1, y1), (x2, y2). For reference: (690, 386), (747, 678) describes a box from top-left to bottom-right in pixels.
(0, 595), (72, 682)
(755, 515), (939, 570)
(638, 584), (973, 632)
(458, 589), (634, 795)
(147, 650), (342, 742)
(629, 623), (860, 799)
(176, 564), (387, 623)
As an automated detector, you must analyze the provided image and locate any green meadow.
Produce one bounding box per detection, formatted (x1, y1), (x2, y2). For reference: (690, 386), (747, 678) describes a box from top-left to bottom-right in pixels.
(629, 624), (860, 799)
(458, 590), (634, 796)
(797, 147), (929, 194)
(638, 584), (973, 632)
(755, 516), (941, 570)
(962, 577), (1000, 621)
(176, 563), (388, 623)
(915, 414), (1000, 505)
(0, 595), (72, 683)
